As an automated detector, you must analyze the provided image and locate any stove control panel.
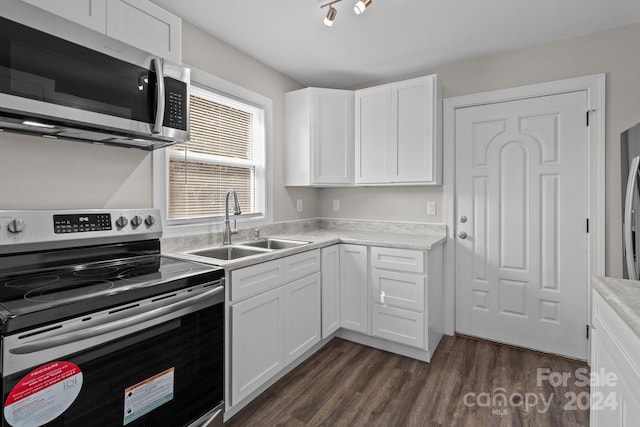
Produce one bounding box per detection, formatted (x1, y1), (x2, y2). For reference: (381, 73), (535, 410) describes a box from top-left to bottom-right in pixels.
(0, 209), (162, 253)
(54, 213), (113, 234)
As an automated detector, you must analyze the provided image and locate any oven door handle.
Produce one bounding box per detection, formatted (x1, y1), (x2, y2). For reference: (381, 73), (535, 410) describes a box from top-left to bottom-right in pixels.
(9, 285), (223, 355)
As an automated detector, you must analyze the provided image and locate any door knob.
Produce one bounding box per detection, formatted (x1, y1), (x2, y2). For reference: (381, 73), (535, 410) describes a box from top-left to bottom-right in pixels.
(459, 216), (467, 223)
(458, 231), (467, 239)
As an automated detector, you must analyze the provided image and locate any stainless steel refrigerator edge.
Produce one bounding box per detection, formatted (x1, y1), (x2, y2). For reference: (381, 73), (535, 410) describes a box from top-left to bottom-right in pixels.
(621, 122), (640, 279)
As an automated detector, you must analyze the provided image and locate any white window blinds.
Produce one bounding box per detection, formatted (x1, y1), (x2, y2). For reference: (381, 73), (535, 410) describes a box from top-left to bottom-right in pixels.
(168, 86), (264, 221)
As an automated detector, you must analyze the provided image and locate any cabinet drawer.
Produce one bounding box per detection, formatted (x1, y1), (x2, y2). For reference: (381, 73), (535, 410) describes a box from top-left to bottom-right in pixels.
(372, 270), (425, 311)
(372, 305), (424, 348)
(231, 259), (285, 301)
(371, 247), (424, 273)
(284, 249), (320, 283)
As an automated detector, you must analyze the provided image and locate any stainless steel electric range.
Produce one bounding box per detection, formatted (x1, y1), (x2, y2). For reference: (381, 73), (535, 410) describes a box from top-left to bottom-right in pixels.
(0, 209), (224, 427)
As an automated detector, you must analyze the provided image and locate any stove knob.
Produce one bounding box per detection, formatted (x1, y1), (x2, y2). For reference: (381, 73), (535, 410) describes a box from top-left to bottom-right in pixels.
(7, 218), (24, 233)
(131, 215), (143, 228)
(115, 216), (129, 228)
(144, 215), (156, 227)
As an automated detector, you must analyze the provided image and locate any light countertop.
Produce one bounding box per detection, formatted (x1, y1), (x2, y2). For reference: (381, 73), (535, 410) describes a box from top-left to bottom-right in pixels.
(593, 276), (640, 339)
(166, 227), (446, 270)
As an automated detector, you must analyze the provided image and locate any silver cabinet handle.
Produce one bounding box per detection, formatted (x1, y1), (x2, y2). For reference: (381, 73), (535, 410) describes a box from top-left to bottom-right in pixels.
(458, 231), (467, 239)
(459, 216), (468, 223)
(152, 57), (165, 134)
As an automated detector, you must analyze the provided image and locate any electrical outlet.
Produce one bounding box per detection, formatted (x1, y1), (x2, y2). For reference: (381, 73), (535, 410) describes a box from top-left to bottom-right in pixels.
(333, 200), (340, 211)
(427, 201), (437, 215)
(296, 199), (303, 212)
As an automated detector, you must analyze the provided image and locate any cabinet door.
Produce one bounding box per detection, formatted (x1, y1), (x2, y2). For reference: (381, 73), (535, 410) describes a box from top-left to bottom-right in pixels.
(355, 86), (391, 184)
(372, 305), (425, 348)
(106, 0), (181, 62)
(231, 288), (284, 405)
(284, 273), (321, 365)
(284, 249), (320, 283)
(22, 0), (107, 32)
(340, 244), (368, 333)
(372, 269), (425, 311)
(391, 76), (437, 183)
(321, 245), (341, 338)
(312, 90), (354, 184)
(590, 292), (640, 426)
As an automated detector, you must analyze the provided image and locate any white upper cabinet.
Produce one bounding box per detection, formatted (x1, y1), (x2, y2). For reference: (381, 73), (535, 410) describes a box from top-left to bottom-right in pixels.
(20, 0), (181, 62)
(21, 0), (107, 32)
(355, 75), (442, 185)
(285, 88), (355, 186)
(106, 0), (181, 63)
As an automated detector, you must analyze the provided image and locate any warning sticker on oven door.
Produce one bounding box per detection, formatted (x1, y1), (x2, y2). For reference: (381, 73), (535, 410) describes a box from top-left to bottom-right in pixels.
(3, 361), (83, 427)
(123, 367), (174, 425)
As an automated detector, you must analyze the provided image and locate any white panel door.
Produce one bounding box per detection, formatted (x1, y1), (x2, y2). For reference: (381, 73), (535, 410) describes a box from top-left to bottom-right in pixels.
(106, 0), (181, 62)
(231, 288), (284, 405)
(284, 273), (321, 365)
(22, 0), (107, 32)
(355, 86), (391, 183)
(340, 244), (368, 333)
(455, 91), (589, 359)
(392, 76), (436, 183)
(321, 245), (341, 338)
(313, 91), (354, 184)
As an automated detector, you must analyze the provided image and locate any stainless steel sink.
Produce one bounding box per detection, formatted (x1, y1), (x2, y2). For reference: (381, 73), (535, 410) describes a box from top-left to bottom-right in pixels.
(188, 246), (269, 260)
(239, 238), (310, 250)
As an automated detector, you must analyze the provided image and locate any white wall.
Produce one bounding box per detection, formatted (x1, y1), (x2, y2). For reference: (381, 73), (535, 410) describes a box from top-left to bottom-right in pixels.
(0, 133), (153, 209)
(321, 22), (640, 277)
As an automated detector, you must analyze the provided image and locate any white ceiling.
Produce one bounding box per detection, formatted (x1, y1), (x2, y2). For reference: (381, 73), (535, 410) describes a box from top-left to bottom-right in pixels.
(151, 0), (640, 89)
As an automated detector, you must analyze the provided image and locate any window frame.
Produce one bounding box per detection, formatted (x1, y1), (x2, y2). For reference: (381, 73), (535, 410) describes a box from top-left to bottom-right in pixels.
(153, 65), (273, 238)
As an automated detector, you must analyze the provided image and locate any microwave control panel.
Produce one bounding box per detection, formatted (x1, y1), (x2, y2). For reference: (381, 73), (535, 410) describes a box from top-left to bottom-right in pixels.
(165, 78), (187, 131)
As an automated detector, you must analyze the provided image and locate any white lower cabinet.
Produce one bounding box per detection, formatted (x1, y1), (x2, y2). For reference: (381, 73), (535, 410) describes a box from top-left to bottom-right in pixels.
(336, 244), (443, 358)
(340, 244), (368, 333)
(229, 250), (320, 407)
(370, 247), (430, 349)
(321, 245), (341, 338)
(284, 273), (321, 365)
(228, 243), (445, 415)
(371, 305), (424, 348)
(590, 290), (640, 426)
(231, 287), (284, 405)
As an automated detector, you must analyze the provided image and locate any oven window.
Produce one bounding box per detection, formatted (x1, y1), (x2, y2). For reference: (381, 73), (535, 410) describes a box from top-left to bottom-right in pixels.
(2, 304), (223, 427)
(0, 17), (154, 123)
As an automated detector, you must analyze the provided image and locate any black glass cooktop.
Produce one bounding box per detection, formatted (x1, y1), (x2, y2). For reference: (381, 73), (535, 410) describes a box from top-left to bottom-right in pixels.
(0, 243), (223, 333)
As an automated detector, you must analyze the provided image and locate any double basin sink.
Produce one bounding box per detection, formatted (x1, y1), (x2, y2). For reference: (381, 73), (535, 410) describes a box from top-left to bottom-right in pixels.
(186, 238), (310, 263)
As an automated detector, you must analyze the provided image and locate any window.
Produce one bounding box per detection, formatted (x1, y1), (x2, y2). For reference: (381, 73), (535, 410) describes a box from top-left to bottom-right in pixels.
(154, 67), (271, 235)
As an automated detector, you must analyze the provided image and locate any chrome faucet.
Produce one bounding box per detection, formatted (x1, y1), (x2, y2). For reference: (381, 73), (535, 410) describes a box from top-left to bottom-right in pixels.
(223, 189), (242, 245)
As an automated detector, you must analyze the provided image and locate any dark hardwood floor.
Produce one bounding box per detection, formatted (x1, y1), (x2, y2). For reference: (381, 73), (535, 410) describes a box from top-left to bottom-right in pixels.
(226, 335), (590, 427)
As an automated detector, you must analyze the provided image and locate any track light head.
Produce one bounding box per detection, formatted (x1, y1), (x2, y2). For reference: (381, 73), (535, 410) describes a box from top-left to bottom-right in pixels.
(354, 0), (372, 15)
(324, 6), (337, 27)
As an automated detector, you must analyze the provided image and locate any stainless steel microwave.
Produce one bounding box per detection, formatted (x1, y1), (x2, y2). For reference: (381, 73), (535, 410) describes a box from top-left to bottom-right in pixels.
(0, 14), (190, 150)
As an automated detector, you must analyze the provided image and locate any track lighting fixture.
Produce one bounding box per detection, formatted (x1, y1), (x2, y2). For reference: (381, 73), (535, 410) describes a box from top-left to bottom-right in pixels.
(324, 5), (337, 27)
(354, 0), (372, 15)
(320, 0), (372, 27)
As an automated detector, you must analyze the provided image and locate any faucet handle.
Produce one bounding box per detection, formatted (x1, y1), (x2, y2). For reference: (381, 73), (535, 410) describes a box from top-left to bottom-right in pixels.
(254, 228), (260, 240)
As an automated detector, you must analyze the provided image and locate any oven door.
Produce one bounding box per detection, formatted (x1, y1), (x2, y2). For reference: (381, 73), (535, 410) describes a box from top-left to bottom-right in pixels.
(1, 283), (223, 427)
